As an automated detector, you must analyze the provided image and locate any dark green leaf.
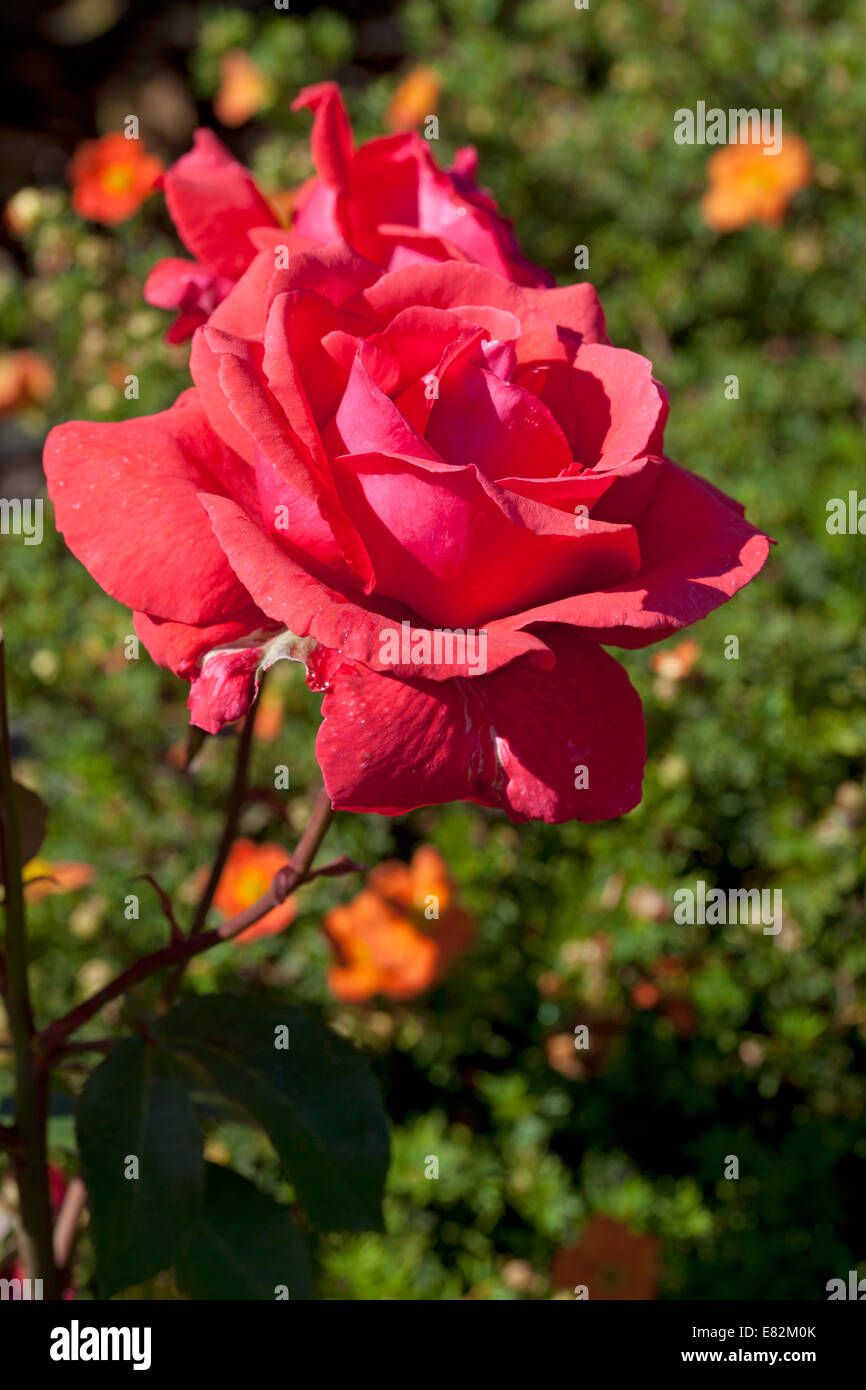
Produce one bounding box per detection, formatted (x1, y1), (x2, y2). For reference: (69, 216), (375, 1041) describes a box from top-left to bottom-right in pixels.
(76, 1037), (203, 1297)
(157, 996), (389, 1231)
(174, 1163), (313, 1300)
(184, 724), (207, 769)
(12, 781), (47, 862)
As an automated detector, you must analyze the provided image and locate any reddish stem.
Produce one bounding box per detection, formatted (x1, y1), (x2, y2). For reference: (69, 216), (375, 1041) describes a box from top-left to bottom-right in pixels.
(35, 787), (335, 1065)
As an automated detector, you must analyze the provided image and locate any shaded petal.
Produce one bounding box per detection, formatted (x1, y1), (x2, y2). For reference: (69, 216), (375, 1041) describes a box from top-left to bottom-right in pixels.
(200, 492), (554, 679)
(329, 449), (640, 628)
(425, 355), (573, 480)
(264, 287), (376, 437)
(292, 82), (355, 195)
(187, 648), (261, 734)
(162, 129), (277, 278)
(377, 224), (475, 270)
(365, 305), (466, 394)
(415, 142), (547, 284)
(316, 629), (645, 823)
(190, 248), (277, 462)
(352, 260), (532, 328)
(44, 390), (257, 626)
(202, 323), (375, 588)
(567, 344), (668, 468)
(446, 145), (554, 289)
(338, 134), (423, 262)
(134, 610), (272, 679)
(331, 355), (442, 461)
(269, 242), (381, 309)
(290, 175), (341, 243)
(144, 257), (235, 342)
(495, 459), (772, 647)
(190, 246), (379, 466)
(521, 282), (609, 344)
(503, 455), (661, 529)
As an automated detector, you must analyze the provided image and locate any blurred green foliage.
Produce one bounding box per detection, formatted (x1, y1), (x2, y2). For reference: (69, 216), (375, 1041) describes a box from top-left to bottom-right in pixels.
(1, 0), (864, 1299)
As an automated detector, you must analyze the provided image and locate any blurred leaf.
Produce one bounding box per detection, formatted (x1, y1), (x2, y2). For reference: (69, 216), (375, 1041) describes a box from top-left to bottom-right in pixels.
(174, 1163), (313, 1300)
(77, 1038), (203, 1297)
(11, 782), (47, 863)
(185, 724), (207, 769)
(156, 996), (389, 1231)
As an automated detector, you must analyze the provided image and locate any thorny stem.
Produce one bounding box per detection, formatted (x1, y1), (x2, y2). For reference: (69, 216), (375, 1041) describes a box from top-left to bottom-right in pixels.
(35, 786), (336, 1066)
(162, 690), (261, 1005)
(2, 624), (336, 1298)
(191, 690), (261, 937)
(0, 628), (62, 1297)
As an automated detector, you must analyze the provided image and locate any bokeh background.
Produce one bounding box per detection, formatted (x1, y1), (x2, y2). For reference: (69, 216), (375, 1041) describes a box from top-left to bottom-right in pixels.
(1, 0), (865, 1299)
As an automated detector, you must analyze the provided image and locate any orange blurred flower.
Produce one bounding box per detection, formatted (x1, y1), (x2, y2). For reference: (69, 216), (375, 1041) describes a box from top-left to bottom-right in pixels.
(69, 132), (163, 225)
(630, 979), (660, 1010)
(214, 50), (274, 127)
(22, 857), (95, 903)
(649, 640), (700, 681)
(386, 66), (442, 132)
(552, 1215), (660, 1300)
(0, 350), (55, 415)
(701, 134), (811, 232)
(266, 189), (296, 229)
(252, 681), (284, 742)
(212, 838), (296, 944)
(324, 845), (474, 1001)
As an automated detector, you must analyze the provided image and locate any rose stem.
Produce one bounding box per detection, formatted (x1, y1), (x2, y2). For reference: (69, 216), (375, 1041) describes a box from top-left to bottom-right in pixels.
(34, 786), (335, 1066)
(160, 678), (263, 1008)
(0, 626), (62, 1296)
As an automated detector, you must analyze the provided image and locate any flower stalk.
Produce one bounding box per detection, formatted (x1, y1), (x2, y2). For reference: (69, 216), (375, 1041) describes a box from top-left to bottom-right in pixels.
(2, 621), (338, 1296)
(35, 787), (336, 1066)
(0, 628), (62, 1296)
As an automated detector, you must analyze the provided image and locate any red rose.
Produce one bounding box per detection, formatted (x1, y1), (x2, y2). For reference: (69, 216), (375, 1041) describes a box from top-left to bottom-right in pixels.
(45, 248), (769, 823)
(144, 82), (550, 342)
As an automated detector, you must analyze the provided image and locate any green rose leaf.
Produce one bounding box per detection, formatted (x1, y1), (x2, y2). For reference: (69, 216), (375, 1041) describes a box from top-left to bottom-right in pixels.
(174, 1163), (313, 1300)
(11, 781), (47, 864)
(156, 996), (389, 1231)
(76, 1037), (203, 1297)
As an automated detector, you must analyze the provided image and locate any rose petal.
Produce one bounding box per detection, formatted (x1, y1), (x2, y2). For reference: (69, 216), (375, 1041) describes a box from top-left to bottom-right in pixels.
(187, 647), (261, 734)
(45, 390), (257, 626)
(134, 610), (273, 679)
(425, 354), (573, 481)
(495, 458), (772, 647)
(162, 128), (277, 278)
(522, 281), (609, 345)
(567, 344), (668, 468)
(144, 257), (236, 343)
(329, 449), (640, 627)
(317, 628), (645, 823)
(200, 491), (555, 679)
(292, 82), (355, 195)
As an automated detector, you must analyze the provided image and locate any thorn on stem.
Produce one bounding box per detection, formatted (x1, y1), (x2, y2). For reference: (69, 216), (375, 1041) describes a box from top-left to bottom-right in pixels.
(135, 873), (184, 943)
